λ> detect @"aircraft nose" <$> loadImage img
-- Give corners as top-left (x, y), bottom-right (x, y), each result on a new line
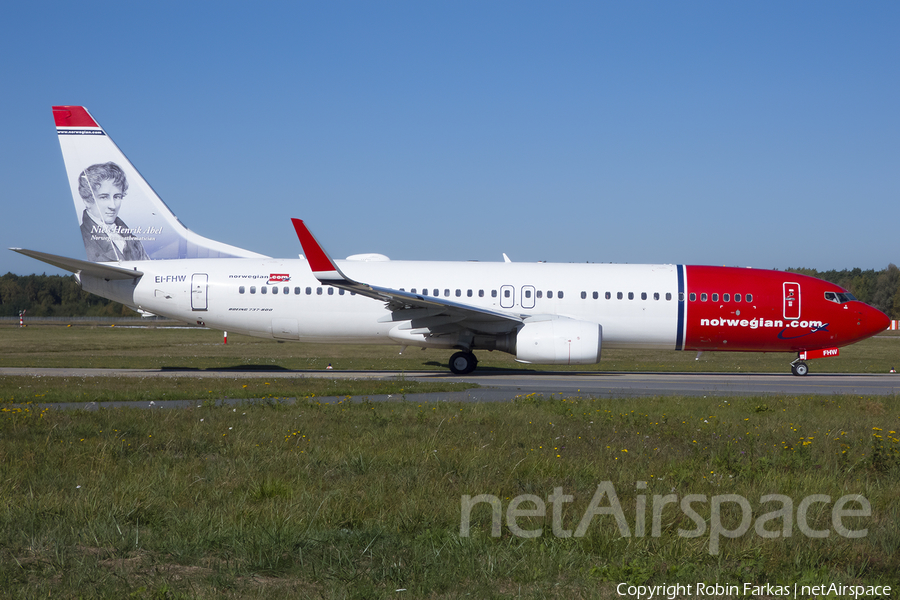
top-left (863, 304), bottom-right (891, 337)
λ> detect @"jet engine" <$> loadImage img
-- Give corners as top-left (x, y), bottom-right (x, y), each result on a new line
top-left (515, 316), bottom-right (602, 365)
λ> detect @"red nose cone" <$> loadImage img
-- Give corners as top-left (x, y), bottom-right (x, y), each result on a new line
top-left (866, 305), bottom-right (891, 337)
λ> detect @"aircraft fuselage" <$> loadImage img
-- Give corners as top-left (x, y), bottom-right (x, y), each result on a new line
top-left (84, 258), bottom-right (888, 356)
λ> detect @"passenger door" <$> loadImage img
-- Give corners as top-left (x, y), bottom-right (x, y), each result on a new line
top-left (783, 282), bottom-right (800, 320)
top-left (191, 273), bottom-right (208, 311)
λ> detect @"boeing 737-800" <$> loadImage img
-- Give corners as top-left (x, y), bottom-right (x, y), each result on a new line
top-left (11, 106), bottom-right (890, 375)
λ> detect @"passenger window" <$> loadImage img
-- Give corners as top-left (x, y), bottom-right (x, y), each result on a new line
top-left (467, 290), bottom-right (473, 297)
top-left (327, 288), bottom-right (334, 295)
top-left (445, 289), bottom-right (450, 297)
top-left (491, 290), bottom-right (497, 298)
top-left (261, 287), bottom-right (267, 294)
top-left (317, 287), bottom-right (322, 295)
top-left (250, 286), bottom-right (256, 294)
top-left (558, 291), bottom-right (564, 299)
top-left (617, 292), bottom-right (623, 300)
top-left (712, 293), bottom-right (718, 302)
top-left (628, 292), bottom-right (634, 300)
top-left (536, 291), bottom-right (542, 299)
top-left (734, 294), bottom-right (741, 302)
top-left (746, 293), bottom-right (753, 302)
top-left (339, 289), bottom-right (345, 295)
top-left (548, 291), bottom-right (554, 299)
top-left (641, 292), bottom-right (648, 300)
top-left (272, 286), bottom-right (278, 294)
top-left (456, 289), bottom-right (461, 297)
top-left (479, 290), bottom-right (484, 298)
top-left (306, 287), bottom-right (312, 295)
top-left (667, 293), bottom-right (673, 301)
top-left (605, 292), bottom-right (611, 300)
top-left (503, 289), bottom-right (510, 298)
top-left (701, 293), bottom-right (708, 301)
top-left (411, 288), bottom-right (417, 294)
top-left (593, 292), bottom-right (598, 299)
top-left (294, 287), bottom-right (301, 295)
top-left (723, 293), bottom-right (730, 302)
top-left (689, 292), bottom-right (696, 301)
top-left (239, 286), bottom-right (245, 294)
top-left (525, 290), bottom-right (532, 298)
top-left (581, 291), bottom-right (587, 299)
top-left (433, 289), bottom-right (439, 297)
top-left (653, 292), bottom-right (660, 300)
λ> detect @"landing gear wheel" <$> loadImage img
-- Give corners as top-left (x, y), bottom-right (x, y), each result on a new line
top-left (449, 351), bottom-right (478, 375)
top-left (791, 362), bottom-right (809, 376)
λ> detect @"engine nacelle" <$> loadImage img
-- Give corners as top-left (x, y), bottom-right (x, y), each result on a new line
top-left (515, 317), bottom-right (602, 365)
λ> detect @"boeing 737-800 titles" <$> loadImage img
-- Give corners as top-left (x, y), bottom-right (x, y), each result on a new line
top-left (12, 106), bottom-right (890, 375)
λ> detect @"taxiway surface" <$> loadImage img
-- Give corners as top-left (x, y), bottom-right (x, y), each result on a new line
top-left (3, 368), bottom-right (897, 410)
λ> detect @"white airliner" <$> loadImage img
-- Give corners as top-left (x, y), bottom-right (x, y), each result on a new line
top-left (12, 106), bottom-right (890, 375)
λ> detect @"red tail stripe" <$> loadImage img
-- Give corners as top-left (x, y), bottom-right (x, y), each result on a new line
top-left (52, 106), bottom-right (98, 128)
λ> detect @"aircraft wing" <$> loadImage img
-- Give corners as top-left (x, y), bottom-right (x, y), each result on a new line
top-left (11, 248), bottom-right (143, 280)
top-left (291, 219), bottom-right (523, 334)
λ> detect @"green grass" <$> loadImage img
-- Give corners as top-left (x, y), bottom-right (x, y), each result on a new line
top-left (2, 323), bottom-right (898, 373)
top-left (1, 324), bottom-right (898, 597)
top-left (1, 394), bottom-right (898, 598)
top-left (0, 376), bottom-right (473, 404)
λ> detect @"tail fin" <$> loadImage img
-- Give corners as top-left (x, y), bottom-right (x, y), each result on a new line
top-left (53, 106), bottom-right (266, 262)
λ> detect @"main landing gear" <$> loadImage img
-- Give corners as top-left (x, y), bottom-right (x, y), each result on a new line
top-left (790, 358), bottom-right (809, 376)
top-left (449, 351), bottom-right (478, 375)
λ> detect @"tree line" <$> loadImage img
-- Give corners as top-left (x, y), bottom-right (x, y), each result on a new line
top-left (0, 273), bottom-right (136, 317)
top-left (787, 264), bottom-right (900, 319)
top-left (2, 267), bottom-right (899, 319)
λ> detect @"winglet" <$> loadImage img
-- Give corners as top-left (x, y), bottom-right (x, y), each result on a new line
top-left (291, 219), bottom-right (351, 283)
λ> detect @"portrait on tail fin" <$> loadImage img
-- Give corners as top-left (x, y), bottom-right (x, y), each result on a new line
top-left (54, 105), bottom-right (265, 262)
top-left (77, 162), bottom-right (149, 262)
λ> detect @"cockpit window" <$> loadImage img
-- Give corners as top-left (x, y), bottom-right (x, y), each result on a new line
top-left (825, 291), bottom-right (857, 304)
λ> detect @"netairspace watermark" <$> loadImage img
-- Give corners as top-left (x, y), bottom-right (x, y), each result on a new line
top-left (460, 481), bottom-right (871, 555)
top-left (616, 582), bottom-right (891, 599)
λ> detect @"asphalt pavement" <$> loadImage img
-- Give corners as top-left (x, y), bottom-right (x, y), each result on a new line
top-left (3, 367), bottom-right (897, 410)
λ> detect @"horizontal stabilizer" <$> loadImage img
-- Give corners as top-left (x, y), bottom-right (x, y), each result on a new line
top-left (10, 248), bottom-right (143, 280)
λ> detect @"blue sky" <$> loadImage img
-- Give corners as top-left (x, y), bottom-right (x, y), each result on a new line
top-left (1, 2), bottom-right (897, 275)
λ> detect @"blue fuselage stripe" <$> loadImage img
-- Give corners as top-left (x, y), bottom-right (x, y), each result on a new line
top-left (676, 265), bottom-right (685, 350)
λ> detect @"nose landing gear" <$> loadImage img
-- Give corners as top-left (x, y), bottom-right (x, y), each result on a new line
top-left (790, 360), bottom-right (809, 376)
top-left (789, 347), bottom-right (841, 376)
